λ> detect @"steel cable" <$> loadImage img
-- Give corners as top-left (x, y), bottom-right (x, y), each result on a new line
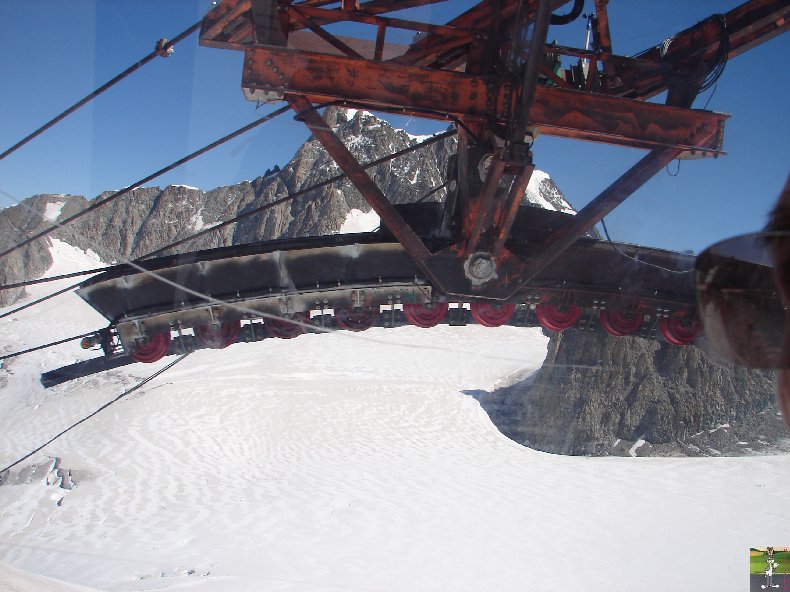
top-left (141, 128), bottom-right (456, 258)
top-left (0, 283), bottom-right (80, 320)
top-left (0, 353), bottom-right (191, 476)
top-left (0, 21), bottom-right (202, 162)
top-left (0, 331), bottom-right (98, 362)
top-left (0, 128), bottom-right (456, 288)
top-left (0, 105), bottom-right (292, 262)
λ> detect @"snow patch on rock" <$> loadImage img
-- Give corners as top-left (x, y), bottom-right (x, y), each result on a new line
top-left (338, 208), bottom-right (380, 233)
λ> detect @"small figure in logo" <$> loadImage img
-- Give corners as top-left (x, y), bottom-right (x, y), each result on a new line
top-left (761, 547), bottom-right (780, 590)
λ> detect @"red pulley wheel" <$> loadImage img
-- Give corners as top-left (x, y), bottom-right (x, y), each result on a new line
top-left (403, 302), bottom-right (449, 328)
top-left (335, 308), bottom-right (377, 332)
top-left (194, 320), bottom-right (241, 349)
top-left (659, 315), bottom-right (701, 346)
top-left (265, 312), bottom-right (309, 339)
top-left (536, 302), bottom-right (581, 332)
top-left (470, 301), bottom-right (516, 327)
top-left (600, 310), bottom-right (644, 337)
top-left (129, 332), bottom-right (171, 363)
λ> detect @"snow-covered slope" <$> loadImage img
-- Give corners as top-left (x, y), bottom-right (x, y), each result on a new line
top-left (1, 241), bottom-right (789, 592)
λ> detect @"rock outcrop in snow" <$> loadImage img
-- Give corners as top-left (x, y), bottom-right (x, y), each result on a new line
top-left (475, 328), bottom-right (786, 456)
top-left (0, 108), bottom-right (781, 457)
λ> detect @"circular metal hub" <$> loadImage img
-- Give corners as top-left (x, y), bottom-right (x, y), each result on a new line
top-left (464, 252), bottom-right (497, 285)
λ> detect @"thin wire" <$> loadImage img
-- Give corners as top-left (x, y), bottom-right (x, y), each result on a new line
top-left (0, 130), bottom-right (454, 286)
top-left (702, 82), bottom-right (718, 110)
top-left (0, 130), bottom-right (453, 289)
top-left (415, 181), bottom-right (449, 203)
top-left (0, 266), bottom-right (105, 291)
top-left (665, 159), bottom-right (680, 177)
top-left (142, 129), bottom-right (456, 258)
top-left (600, 218), bottom-right (693, 275)
top-left (0, 105), bottom-right (292, 262)
top-left (0, 353), bottom-right (191, 475)
top-left (0, 283), bottom-right (79, 320)
top-left (0, 331), bottom-right (97, 362)
top-left (0, 21), bottom-right (202, 162)
top-left (0, 128), bottom-right (456, 331)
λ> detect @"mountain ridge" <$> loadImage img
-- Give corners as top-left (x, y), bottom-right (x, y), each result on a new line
top-left (0, 107), bottom-right (782, 457)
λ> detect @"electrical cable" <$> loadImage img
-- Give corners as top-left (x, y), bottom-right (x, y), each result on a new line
top-left (550, 0), bottom-right (584, 25)
top-left (0, 104), bottom-right (292, 262)
top-left (0, 353), bottom-right (191, 476)
top-left (702, 82), bottom-right (718, 110)
top-left (0, 21), bottom-right (202, 163)
top-left (600, 218), bottom-right (693, 275)
top-left (659, 14), bottom-right (728, 94)
top-left (0, 331), bottom-right (98, 362)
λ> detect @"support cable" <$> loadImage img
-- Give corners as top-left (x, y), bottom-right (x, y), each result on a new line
top-left (0, 105), bottom-right (292, 262)
top-left (141, 128), bottom-right (456, 258)
top-left (0, 21), bottom-right (202, 162)
top-left (0, 128), bottom-right (455, 313)
top-left (0, 331), bottom-right (98, 362)
top-left (3, 165), bottom-right (437, 361)
top-left (0, 283), bottom-right (79, 320)
top-left (600, 218), bottom-right (692, 275)
top-left (0, 266), bottom-right (106, 291)
top-left (0, 353), bottom-right (191, 476)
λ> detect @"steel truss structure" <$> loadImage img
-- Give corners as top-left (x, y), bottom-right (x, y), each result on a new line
top-left (42, 0), bottom-right (789, 385)
top-left (199, 0), bottom-right (788, 297)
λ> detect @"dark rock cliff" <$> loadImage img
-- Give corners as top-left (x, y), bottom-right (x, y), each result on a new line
top-left (1, 107), bottom-right (782, 457)
top-left (475, 328), bottom-right (787, 456)
top-left (0, 108), bottom-right (459, 304)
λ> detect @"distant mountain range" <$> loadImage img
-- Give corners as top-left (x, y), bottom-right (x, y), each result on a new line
top-left (0, 107), bottom-right (784, 457)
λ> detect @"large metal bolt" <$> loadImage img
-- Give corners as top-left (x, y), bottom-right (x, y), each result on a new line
top-left (464, 252), bottom-right (497, 285)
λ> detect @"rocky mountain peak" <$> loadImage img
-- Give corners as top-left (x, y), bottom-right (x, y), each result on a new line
top-left (0, 109), bottom-right (779, 457)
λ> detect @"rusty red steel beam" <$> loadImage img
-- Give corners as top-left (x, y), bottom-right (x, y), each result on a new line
top-left (201, 0), bottom-right (251, 41)
top-left (353, 0), bottom-right (448, 15)
top-left (286, 94), bottom-right (439, 283)
top-left (540, 64), bottom-right (573, 89)
top-left (388, 34), bottom-right (476, 68)
top-left (613, 0), bottom-right (790, 100)
top-left (464, 155), bottom-right (508, 257)
top-left (288, 7), bottom-right (365, 58)
top-left (491, 163), bottom-right (535, 258)
top-left (521, 146), bottom-right (683, 285)
top-left (594, 0), bottom-right (612, 54)
top-left (200, 0), bottom-right (450, 47)
top-left (387, 0), bottom-right (520, 66)
top-left (286, 4), bottom-right (479, 38)
top-left (242, 45), bottom-right (728, 153)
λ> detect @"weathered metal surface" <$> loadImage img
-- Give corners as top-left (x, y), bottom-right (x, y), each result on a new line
top-left (77, 226), bottom-right (699, 338)
top-left (286, 95), bottom-right (437, 276)
top-left (523, 146), bottom-right (683, 284)
top-left (242, 45), bottom-right (728, 154)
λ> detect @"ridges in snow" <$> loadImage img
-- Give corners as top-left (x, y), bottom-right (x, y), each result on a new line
top-left (2, 236), bottom-right (790, 592)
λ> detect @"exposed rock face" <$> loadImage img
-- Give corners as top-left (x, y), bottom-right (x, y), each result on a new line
top-left (0, 108), bottom-right (458, 304)
top-left (0, 107), bottom-right (567, 302)
top-left (0, 107), bottom-right (781, 457)
top-left (475, 328), bottom-right (787, 456)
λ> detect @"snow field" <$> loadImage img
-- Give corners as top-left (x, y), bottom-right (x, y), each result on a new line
top-left (1, 240), bottom-right (789, 591)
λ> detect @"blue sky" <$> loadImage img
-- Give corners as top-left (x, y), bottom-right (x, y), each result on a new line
top-left (0, 1), bottom-right (787, 254)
